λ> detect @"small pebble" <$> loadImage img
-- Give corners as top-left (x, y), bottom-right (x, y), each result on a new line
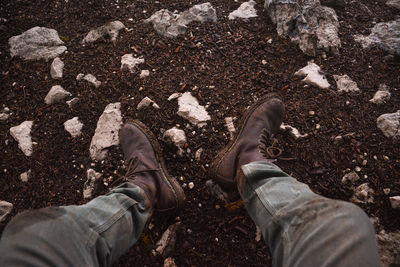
top-left (355, 166), bottom-right (361, 172)
top-left (383, 188), bottom-right (391, 195)
top-left (188, 182), bottom-right (194, 189)
top-left (309, 111), bottom-right (315, 116)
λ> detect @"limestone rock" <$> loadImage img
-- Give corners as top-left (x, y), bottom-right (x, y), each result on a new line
top-left (89, 103), bottom-right (122, 161)
top-left (354, 19), bottom-right (400, 56)
top-left (20, 169), bottom-right (31, 182)
top-left (195, 148), bottom-right (203, 161)
top-left (264, 0), bottom-right (341, 56)
top-left (0, 200), bottom-right (13, 223)
top-left (9, 26), bottom-right (67, 61)
top-left (140, 69), bottom-right (150, 78)
top-left (387, 0), bottom-right (400, 9)
top-left (137, 97), bottom-right (160, 110)
top-left (82, 21), bottom-right (125, 44)
top-left (225, 117), bottom-right (236, 140)
top-left (341, 171), bottom-right (360, 184)
top-left (145, 3), bottom-right (217, 38)
top-left (120, 54), bottom-right (144, 73)
top-left (295, 62), bottom-right (330, 89)
top-left (369, 84), bottom-right (391, 104)
top-left (351, 183), bottom-right (374, 204)
top-left (177, 92), bottom-right (211, 127)
top-left (10, 121), bottom-right (34, 156)
top-left (333, 74), bottom-right (360, 93)
top-left (64, 117), bottom-right (84, 138)
top-left (83, 169), bottom-right (102, 199)
top-left (50, 57), bottom-right (64, 79)
top-left (168, 93), bottom-right (182, 101)
top-left (0, 107), bottom-right (10, 121)
top-left (164, 127), bottom-right (187, 155)
top-left (229, 0), bottom-right (258, 20)
top-left (66, 97), bottom-right (79, 108)
top-left (280, 123), bottom-right (308, 139)
top-left (390, 196), bottom-right (400, 209)
top-left (44, 85), bottom-right (71, 105)
top-left (376, 230), bottom-right (400, 267)
top-left (155, 222), bottom-right (181, 257)
top-left (377, 110), bottom-right (400, 139)
top-left (76, 73), bottom-right (101, 88)
top-left (164, 258), bottom-right (177, 267)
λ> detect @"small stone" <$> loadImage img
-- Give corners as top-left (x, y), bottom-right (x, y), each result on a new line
top-left (177, 92), bottom-right (211, 127)
top-left (0, 112), bottom-right (10, 121)
top-left (188, 182), bottom-right (194, 189)
top-left (225, 117), bottom-right (236, 140)
top-left (389, 196), bottom-right (400, 209)
top-left (351, 183), bottom-right (374, 204)
top-left (369, 84), bottom-right (391, 104)
top-left (10, 121), bottom-right (34, 156)
top-left (66, 97), bottom-right (79, 108)
top-left (333, 74), bottom-right (360, 93)
top-left (195, 148), bottom-right (203, 161)
top-left (82, 21), bottom-right (125, 44)
top-left (164, 257), bottom-right (177, 267)
top-left (83, 169), bottom-right (102, 199)
top-left (64, 117), bottom-right (84, 138)
top-left (383, 188), bottom-right (391, 195)
top-left (20, 169), bottom-right (31, 182)
top-left (76, 74), bottom-right (101, 88)
top-left (137, 97), bottom-right (159, 110)
top-left (280, 123), bottom-right (308, 139)
top-left (295, 62), bottom-right (330, 89)
top-left (121, 54), bottom-right (144, 73)
top-left (362, 160), bottom-right (368, 166)
top-left (228, 0), bottom-right (258, 20)
top-left (44, 85), bottom-right (71, 105)
top-left (377, 110), bottom-right (400, 139)
top-left (155, 222), bottom-right (181, 257)
top-left (50, 57), bottom-right (64, 79)
top-left (168, 93), bottom-right (182, 101)
top-left (316, 124), bottom-right (321, 129)
top-left (355, 166), bottom-right (361, 172)
top-left (164, 127), bottom-right (187, 156)
top-left (262, 59), bottom-right (267, 65)
top-left (140, 69), bottom-right (150, 78)
top-left (309, 111), bottom-right (315, 116)
top-left (341, 171), bottom-right (360, 184)
top-left (0, 200), bottom-right (13, 223)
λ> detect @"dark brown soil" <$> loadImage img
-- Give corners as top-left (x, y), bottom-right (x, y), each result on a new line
top-left (0, 0), bottom-right (399, 266)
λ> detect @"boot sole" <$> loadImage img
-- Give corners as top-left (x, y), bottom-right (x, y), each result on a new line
top-left (125, 120), bottom-right (186, 212)
top-left (209, 93), bottom-right (280, 187)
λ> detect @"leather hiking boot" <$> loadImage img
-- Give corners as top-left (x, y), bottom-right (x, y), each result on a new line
top-left (209, 94), bottom-right (284, 188)
top-left (119, 120), bottom-right (185, 212)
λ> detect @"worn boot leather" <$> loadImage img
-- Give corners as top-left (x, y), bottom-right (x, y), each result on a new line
top-left (209, 94), bottom-right (284, 187)
top-left (119, 120), bottom-right (185, 212)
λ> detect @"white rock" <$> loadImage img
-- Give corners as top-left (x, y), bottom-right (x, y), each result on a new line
top-left (50, 57), bottom-right (64, 79)
top-left (177, 92), bottom-right (211, 127)
top-left (377, 110), bottom-right (400, 139)
top-left (66, 97), bottom-right (79, 108)
top-left (0, 200), bottom-right (13, 223)
top-left (137, 97), bottom-right (160, 110)
top-left (145, 2), bottom-right (217, 38)
top-left (120, 54), bottom-right (145, 73)
top-left (294, 62), bottom-right (330, 89)
top-left (228, 0), bottom-right (258, 20)
top-left (164, 127), bottom-right (187, 155)
top-left (168, 93), bottom-right (182, 101)
top-left (195, 148), bottom-right (203, 161)
top-left (354, 19), bottom-right (400, 56)
top-left (265, 0), bottom-right (340, 56)
top-left (44, 85), bottom-right (72, 105)
top-left (89, 103), bottom-right (122, 161)
top-left (20, 169), bottom-right (31, 182)
top-left (164, 257), bottom-right (177, 267)
top-left (280, 123), bottom-right (308, 139)
top-left (64, 117), bottom-right (84, 138)
top-left (8, 26), bottom-right (67, 61)
top-left (82, 21), bottom-right (125, 44)
top-left (333, 74), bottom-right (360, 93)
top-left (155, 222), bottom-right (181, 256)
top-left (341, 171), bottom-right (360, 184)
top-left (384, 188), bottom-right (391, 195)
top-left (140, 69), bottom-right (150, 78)
top-left (83, 169), bottom-right (102, 199)
top-left (10, 121), bottom-right (34, 156)
top-left (188, 182), bottom-right (194, 189)
top-left (0, 108), bottom-right (10, 121)
top-left (387, 0), bottom-right (400, 9)
top-left (370, 84), bottom-right (391, 104)
top-left (76, 73), bottom-right (101, 88)
top-left (351, 183), bottom-right (374, 204)
top-left (225, 117), bottom-right (236, 140)
top-left (390, 196), bottom-right (400, 209)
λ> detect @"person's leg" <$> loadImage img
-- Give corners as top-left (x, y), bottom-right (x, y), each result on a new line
top-left (0, 183), bottom-right (151, 267)
top-left (237, 161), bottom-right (381, 267)
top-left (0, 120), bottom-right (185, 267)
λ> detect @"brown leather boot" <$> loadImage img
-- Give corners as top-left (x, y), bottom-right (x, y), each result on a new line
top-left (119, 120), bottom-right (185, 212)
top-left (209, 94), bottom-right (284, 188)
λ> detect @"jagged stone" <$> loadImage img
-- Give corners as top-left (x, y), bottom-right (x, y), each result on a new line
top-left (390, 196), bottom-right (400, 209)
top-left (140, 69), bottom-right (150, 78)
top-left (354, 19), bottom-right (400, 56)
top-left (76, 73), bottom-right (101, 88)
top-left (50, 57), bottom-right (64, 79)
top-left (137, 97), bottom-right (160, 110)
top-left (145, 3), bottom-right (217, 38)
top-left (82, 21), bottom-right (125, 44)
top-left (229, 0), bottom-right (258, 20)
top-left (10, 121), bottom-right (34, 156)
top-left (264, 0), bottom-right (341, 56)
top-left (164, 258), bottom-right (177, 267)
top-left (225, 117), bottom-right (236, 140)
top-left (66, 97), bottom-right (79, 108)
top-left (0, 201), bottom-right (13, 223)
top-left (370, 84), bottom-right (391, 104)
top-left (377, 110), bottom-right (400, 139)
top-left (83, 169), bottom-right (102, 199)
top-left (333, 74), bottom-right (360, 93)
top-left (177, 92), bottom-right (211, 127)
top-left (295, 62), bottom-right (330, 89)
top-left (164, 127), bottom-right (187, 156)
top-left (280, 123), bottom-right (308, 139)
top-left (351, 183), bottom-right (374, 204)
top-left (20, 169), bottom-right (32, 182)
top-left (64, 117), bottom-right (84, 138)
top-left (341, 171), bottom-right (360, 184)
top-left (89, 103), bottom-right (122, 161)
top-left (44, 85), bottom-right (72, 105)
top-left (155, 222), bottom-right (181, 257)
top-left (120, 54), bottom-right (145, 73)
top-left (9, 26), bottom-right (67, 61)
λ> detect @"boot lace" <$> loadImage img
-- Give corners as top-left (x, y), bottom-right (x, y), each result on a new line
top-left (258, 128), bottom-right (283, 159)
